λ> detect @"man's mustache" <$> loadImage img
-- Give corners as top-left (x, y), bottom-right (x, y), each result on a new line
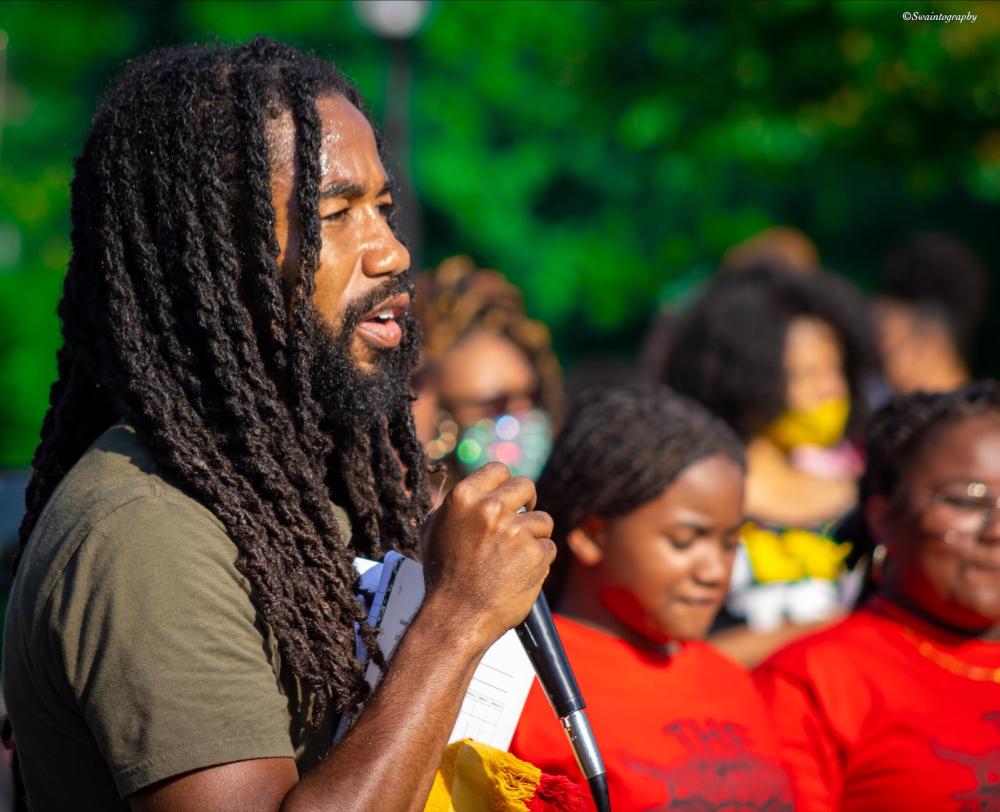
top-left (340, 273), bottom-right (417, 337)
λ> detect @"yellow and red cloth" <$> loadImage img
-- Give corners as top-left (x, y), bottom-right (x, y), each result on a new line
top-left (426, 739), bottom-right (586, 812)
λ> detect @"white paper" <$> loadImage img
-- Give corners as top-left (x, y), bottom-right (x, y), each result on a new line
top-left (335, 553), bottom-right (536, 752)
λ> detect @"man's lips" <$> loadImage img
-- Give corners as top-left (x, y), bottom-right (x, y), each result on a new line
top-left (356, 292), bottom-right (410, 349)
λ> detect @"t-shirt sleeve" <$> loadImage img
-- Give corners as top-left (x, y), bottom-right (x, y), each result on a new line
top-left (50, 492), bottom-right (296, 798)
top-left (753, 660), bottom-right (842, 812)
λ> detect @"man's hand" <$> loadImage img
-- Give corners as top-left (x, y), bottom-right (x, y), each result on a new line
top-left (421, 462), bottom-right (556, 650)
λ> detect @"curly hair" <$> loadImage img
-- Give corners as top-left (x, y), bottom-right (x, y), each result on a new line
top-left (17, 38), bottom-right (430, 723)
top-left (661, 263), bottom-right (879, 442)
top-left (535, 382), bottom-right (745, 604)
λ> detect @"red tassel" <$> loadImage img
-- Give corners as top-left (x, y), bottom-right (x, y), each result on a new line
top-left (526, 773), bottom-right (588, 812)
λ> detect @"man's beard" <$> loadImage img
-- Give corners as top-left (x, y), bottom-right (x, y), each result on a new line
top-left (307, 274), bottom-right (421, 435)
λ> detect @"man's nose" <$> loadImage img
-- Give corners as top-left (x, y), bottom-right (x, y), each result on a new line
top-left (362, 214), bottom-right (410, 279)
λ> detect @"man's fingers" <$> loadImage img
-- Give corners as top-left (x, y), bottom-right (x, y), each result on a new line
top-left (457, 461), bottom-right (511, 493)
top-left (516, 509), bottom-right (554, 540)
top-left (493, 475), bottom-right (537, 513)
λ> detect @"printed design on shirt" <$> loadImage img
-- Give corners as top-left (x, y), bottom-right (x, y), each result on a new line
top-left (931, 711), bottom-right (1000, 812)
top-left (621, 719), bottom-right (793, 811)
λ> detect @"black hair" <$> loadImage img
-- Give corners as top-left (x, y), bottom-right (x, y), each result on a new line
top-left (839, 380), bottom-right (1000, 601)
top-left (535, 382), bottom-right (745, 604)
top-left (861, 380), bottom-right (1000, 505)
top-left (883, 232), bottom-right (989, 355)
top-left (17, 37), bottom-right (429, 724)
top-left (661, 262), bottom-right (879, 442)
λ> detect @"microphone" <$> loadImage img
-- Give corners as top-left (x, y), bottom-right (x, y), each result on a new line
top-left (515, 592), bottom-right (610, 812)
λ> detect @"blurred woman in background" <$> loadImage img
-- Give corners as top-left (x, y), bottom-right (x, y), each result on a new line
top-left (877, 232), bottom-right (988, 395)
top-left (412, 256), bottom-right (564, 502)
top-left (510, 383), bottom-right (793, 812)
top-left (661, 263), bottom-right (880, 664)
top-left (755, 382), bottom-right (1000, 812)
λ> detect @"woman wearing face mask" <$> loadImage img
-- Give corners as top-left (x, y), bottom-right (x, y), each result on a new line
top-left (755, 382), bottom-right (1000, 812)
top-left (661, 264), bottom-right (880, 664)
top-left (411, 257), bottom-right (564, 502)
top-left (509, 384), bottom-right (794, 812)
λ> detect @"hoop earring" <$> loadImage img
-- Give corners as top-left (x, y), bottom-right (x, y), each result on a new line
top-left (871, 544), bottom-right (888, 584)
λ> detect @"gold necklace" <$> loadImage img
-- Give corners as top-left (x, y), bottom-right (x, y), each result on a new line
top-left (901, 628), bottom-right (1000, 683)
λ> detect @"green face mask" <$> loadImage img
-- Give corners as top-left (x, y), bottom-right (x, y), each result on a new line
top-left (764, 398), bottom-right (850, 450)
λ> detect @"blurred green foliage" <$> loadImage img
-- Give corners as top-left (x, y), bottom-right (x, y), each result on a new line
top-left (0, 0), bottom-right (998, 465)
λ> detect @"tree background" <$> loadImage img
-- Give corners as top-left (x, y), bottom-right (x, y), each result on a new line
top-left (0, 0), bottom-right (998, 466)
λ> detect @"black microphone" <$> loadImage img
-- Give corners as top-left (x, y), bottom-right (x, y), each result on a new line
top-left (515, 592), bottom-right (610, 812)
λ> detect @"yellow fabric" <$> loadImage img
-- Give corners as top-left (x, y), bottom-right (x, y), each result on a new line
top-left (425, 739), bottom-right (542, 812)
top-left (741, 522), bottom-right (852, 583)
top-left (763, 397), bottom-right (850, 450)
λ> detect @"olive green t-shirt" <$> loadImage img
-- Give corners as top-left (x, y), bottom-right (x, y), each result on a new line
top-left (3, 425), bottom-right (342, 810)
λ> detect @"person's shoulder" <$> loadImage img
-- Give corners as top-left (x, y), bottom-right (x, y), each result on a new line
top-left (35, 423), bottom-right (225, 541)
top-left (757, 610), bottom-right (882, 678)
top-left (552, 614), bottom-right (626, 658)
top-left (13, 425), bottom-right (235, 629)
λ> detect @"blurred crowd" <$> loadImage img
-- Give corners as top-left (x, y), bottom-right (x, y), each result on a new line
top-left (410, 227), bottom-right (999, 811)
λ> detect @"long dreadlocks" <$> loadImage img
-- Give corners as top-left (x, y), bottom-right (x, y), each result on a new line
top-left (17, 37), bottom-right (430, 721)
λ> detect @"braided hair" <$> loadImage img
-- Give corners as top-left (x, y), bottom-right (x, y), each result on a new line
top-left (861, 380), bottom-right (1000, 505)
top-left (838, 380), bottom-right (1000, 601)
top-left (535, 382), bottom-right (745, 604)
top-left (17, 38), bottom-right (430, 721)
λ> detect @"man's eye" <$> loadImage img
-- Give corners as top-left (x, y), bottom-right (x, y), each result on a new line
top-left (322, 208), bottom-right (349, 222)
top-left (665, 536), bottom-right (695, 551)
top-left (378, 201), bottom-right (395, 217)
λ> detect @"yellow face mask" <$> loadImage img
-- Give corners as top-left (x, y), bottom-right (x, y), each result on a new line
top-left (764, 398), bottom-right (850, 450)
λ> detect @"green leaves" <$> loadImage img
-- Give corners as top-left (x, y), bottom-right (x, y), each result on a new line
top-left (1, 0), bottom-right (998, 464)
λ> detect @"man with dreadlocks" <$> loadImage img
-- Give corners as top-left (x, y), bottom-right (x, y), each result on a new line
top-left (2, 38), bottom-right (555, 811)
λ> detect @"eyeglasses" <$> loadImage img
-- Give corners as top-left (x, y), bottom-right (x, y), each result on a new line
top-left (912, 481), bottom-right (1000, 545)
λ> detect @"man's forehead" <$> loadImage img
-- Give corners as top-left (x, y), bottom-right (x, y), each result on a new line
top-left (265, 94), bottom-right (386, 190)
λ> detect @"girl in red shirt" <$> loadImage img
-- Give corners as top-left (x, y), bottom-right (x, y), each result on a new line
top-left (755, 381), bottom-right (1000, 812)
top-left (509, 383), bottom-right (793, 811)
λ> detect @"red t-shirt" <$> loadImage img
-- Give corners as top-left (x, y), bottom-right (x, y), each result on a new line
top-left (754, 598), bottom-right (1000, 812)
top-left (509, 615), bottom-right (793, 811)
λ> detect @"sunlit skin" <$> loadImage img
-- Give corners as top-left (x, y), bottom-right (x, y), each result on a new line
top-left (558, 455), bottom-right (745, 648)
top-left (268, 94), bottom-right (410, 373)
top-left (783, 316), bottom-right (849, 413)
top-left (868, 415), bottom-right (1000, 639)
top-left (876, 299), bottom-right (969, 394)
top-left (436, 330), bottom-right (539, 426)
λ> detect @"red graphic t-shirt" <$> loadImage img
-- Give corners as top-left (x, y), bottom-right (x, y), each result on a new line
top-left (754, 598), bottom-right (1000, 812)
top-left (509, 615), bottom-right (793, 811)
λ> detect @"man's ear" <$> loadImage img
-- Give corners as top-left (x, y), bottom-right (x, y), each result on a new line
top-left (864, 495), bottom-right (894, 548)
top-left (566, 516), bottom-right (605, 567)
